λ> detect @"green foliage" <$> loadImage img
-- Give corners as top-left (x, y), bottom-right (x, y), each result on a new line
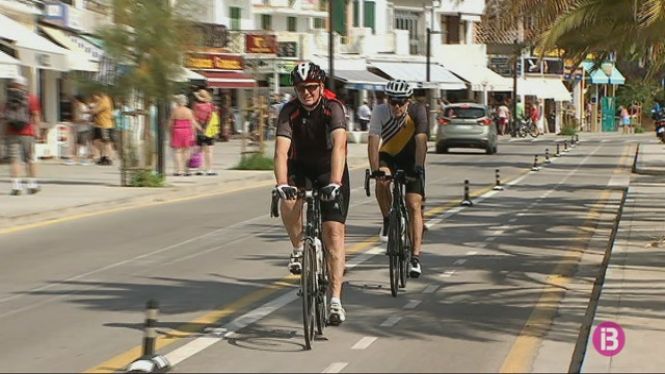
top-left (234, 153), bottom-right (274, 170)
top-left (635, 126), bottom-right (645, 134)
top-left (616, 79), bottom-right (662, 110)
top-left (559, 125), bottom-right (577, 136)
top-left (129, 169), bottom-right (165, 187)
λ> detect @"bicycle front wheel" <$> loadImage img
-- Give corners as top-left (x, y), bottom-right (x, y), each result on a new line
top-left (529, 123), bottom-right (539, 138)
top-left (399, 218), bottom-right (411, 289)
top-left (388, 210), bottom-right (401, 297)
top-left (314, 244), bottom-right (328, 335)
top-left (301, 242), bottom-right (316, 350)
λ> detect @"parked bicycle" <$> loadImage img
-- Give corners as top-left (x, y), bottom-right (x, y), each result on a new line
top-left (514, 118), bottom-right (539, 138)
top-left (365, 169), bottom-right (419, 297)
top-left (270, 181), bottom-right (344, 349)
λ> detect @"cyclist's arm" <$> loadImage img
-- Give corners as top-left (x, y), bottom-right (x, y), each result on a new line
top-left (415, 133), bottom-right (427, 167)
top-left (368, 105), bottom-right (383, 171)
top-left (413, 103), bottom-right (429, 167)
top-left (330, 128), bottom-right (346, 184)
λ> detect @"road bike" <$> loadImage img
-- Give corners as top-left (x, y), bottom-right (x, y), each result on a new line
top-left (515, 118), bottom-right (539, 138)
top-left (365, 169), bottom-right (419, 297)
top-left (271, 181), bottom-right (343, 349)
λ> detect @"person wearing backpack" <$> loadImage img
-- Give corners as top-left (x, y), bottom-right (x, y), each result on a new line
top-left (1, 76), bottom-right (41, 195)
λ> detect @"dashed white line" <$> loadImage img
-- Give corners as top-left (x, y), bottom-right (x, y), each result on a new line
top-left (351, 336), bottom-right (378, 350)
top-left (453, 259), bottom-right (467, 266)
top-left (486, 237), bottom-right (496, 242)
top-left (380, 316), bottom-right (403, 327)
top-left (467, 250), bottom-right (478, 256)
top-left (508, 218), bottom-right (518, 223)
top-left (322, 362), bottom-right (349, 373)
top-left (422, 284), bottom-right (439, 293)
top-left (403, 300), bottom-right (422, 310)
top-left (441, 270), bottom-right (456, 277)
top-left (492, 230), bottom-right (504, 235)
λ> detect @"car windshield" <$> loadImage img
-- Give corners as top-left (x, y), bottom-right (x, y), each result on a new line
top-left (445, 107), bottom-right (486, 119)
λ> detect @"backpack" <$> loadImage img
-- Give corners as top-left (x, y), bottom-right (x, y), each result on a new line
top-left (4, 88), bottom-right (30, 132)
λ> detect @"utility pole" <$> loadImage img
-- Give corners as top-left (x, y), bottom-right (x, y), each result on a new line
top-left (328, 0), bottom-right (335, 91)
top-left (512, 38), bottom-right (518, 137)
top-left (426, 27), bottom-right (431, 83)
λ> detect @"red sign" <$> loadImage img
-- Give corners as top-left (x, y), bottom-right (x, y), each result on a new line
top-left (185, 53), bottom-right (244, 70)
top-left (245, 34), bottom-right (277, 54)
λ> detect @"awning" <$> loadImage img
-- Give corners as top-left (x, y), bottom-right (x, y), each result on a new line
top-left (334, 70), bottom-right (388, 91)
top-left (0, 13), bottom-right (68, 71)
top-left (40, 26), bottom-right (98, 72)
top-left (0, 50), bottom-right (20, 79)
top-left (518, 77), bottom-right (572, 101)
top-left (446, 63), bottom-right (513, 91)
top-left (199, 71), bottom-right (256, 89)
top-left (369, 61), bottom-right (466, 90)
top-left (581, 61), bottom-right (625, 85)
top-left (173, 67), bottom-right (207, 82)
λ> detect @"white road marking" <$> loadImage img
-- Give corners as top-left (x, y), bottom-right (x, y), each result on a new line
top-left (403, 300), bottom-right (422, 310)
top-left (466, 251), bottom-right (478, 256)
top-left (486, 237), bottom-right (496, 242)
top-left (492, 230), bottom-right (504, 235)
top-left (508, 218), bottom-right (518, 223)
top-left (322, 362), bottom-right (349, 373)
top-left (351, 336), bottom-right (378, 350)
top-left (165, 290), bottom-right (298, 366)
top-left (441, 270), bottom-right (456, 277)
top-left (453, 259), bottom-right (467, 266)
top-left (422, 284), bottom-right (439, 294)
top-left (380, 316), bottom-right (403, 327)
top-left (426, 218), bottom-right (442, 227)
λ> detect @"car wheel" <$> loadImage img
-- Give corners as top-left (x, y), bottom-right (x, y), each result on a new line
top-left (485, 145), bottom-right (493, 154)
top-left (436, 143), bottom-right (448, 154)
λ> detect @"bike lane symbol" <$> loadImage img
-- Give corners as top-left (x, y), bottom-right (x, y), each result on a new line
top-left (592, 321), bottom-right (625, 357)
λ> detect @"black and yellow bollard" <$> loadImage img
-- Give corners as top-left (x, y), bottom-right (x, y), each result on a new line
top-left (563, 140), bottom-right (569, 153)
top-left (555, 143), bottom-right (561, 157)
top-left (545, 148), bottom-right (552, 164)
top-left (461, 180), bottom-right (473, 206)
top-left (493, 169), bottom-right (504, 191)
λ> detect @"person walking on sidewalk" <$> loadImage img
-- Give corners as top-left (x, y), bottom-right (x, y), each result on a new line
top-left (67, 95), bottom-right (94, 166)
top-left (193, 89), bottom-right (218, 176)
top-left (90, 92), bottom-right (115, 165)
top-left (356, 100), bottom-right (371, 131)
top-left (1, 76), bottom-right (42, 195)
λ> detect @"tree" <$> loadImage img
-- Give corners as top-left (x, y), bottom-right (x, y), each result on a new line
top-left (93, 0), bottom-right (197, 178)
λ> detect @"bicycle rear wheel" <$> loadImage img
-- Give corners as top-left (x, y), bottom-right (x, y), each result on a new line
top-left (529, 122), bottom-right (539, 138)
top-left (388, 210), bottom-right (401, 297)
top-left (301, 242), bottom-right (316, 350)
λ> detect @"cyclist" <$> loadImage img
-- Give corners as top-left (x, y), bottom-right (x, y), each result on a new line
top-left (368, 80), bottom-right (428, 278)
top-left (273, 61), bottom-right (350, 325)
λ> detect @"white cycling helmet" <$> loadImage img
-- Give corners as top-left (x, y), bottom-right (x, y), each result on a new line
top-left (385, 79), bottom-right (413, 98)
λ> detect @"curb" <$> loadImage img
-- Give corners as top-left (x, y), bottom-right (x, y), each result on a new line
top-left (633, 143), bottom-right (665, 175)
top-left (0, 156), bottom-right (369, 232)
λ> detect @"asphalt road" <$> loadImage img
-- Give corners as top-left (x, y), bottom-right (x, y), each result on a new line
top-left (0, 134), bottom-right (639, 372)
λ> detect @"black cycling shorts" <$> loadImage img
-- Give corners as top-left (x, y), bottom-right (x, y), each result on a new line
top-left (288, 161), bottom-right (350, 224)
top-left (379, 151), bottom-right (425, 196)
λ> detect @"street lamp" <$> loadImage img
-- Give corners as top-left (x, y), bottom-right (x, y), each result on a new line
top-left (426, 0), bottom-right (441, 83)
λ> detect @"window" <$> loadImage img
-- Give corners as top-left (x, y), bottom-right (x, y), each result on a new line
top-left (353, 1), bottom-right (359, 27)
top-left (313, 17), bottom-right (324, 29)
top-left (261, 14), bottom-right (272, 30)
top-left (443, 15), bottom-right (461, 44)
top-left (230, 7), bottom-right (241, 31)
top-left (287, 16), bottom-right (297, 32)
top-left (395, 10), bottom-right (419, 53)
top-left (363, 1), bottom-right (375, 33)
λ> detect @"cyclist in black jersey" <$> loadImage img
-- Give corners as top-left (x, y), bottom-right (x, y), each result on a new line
top-left (273, 62), bottom-right (349, 325)
top-left (368, 80), bottom-right (428, 277)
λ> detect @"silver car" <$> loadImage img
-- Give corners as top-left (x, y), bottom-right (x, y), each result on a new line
top-left (435, 103), bottom-right (498, 154)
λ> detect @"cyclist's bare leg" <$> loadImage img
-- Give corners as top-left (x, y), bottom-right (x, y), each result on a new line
top-left (375, 166), bottom-right (392, 217)
top-left (280, 198), bottom-right (304, 248)
top-left (322, 221), bottom-right (345, 299)
top-left (406, 192), bottom-right (423, 256)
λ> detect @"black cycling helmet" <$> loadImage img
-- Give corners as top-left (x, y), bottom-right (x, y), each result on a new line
top-left (291, 62), bottom-right (326, 85)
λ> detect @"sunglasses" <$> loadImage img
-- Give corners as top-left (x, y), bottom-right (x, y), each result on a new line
top-left (389, 98), bottom-right (408, 107)
top-left (296, 84), bottom-right (321, 94)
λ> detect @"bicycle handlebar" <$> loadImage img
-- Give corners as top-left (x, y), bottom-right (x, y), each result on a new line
top-left (364, 169), bottom-right (420, 197)
top-left (270, 186), bottom-right (346, 219)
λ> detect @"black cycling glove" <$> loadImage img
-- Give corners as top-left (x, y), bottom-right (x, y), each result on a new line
top-left (320, 183), bottom-right (342, 202)
top-left (275, 184), bottom-right (298, 200)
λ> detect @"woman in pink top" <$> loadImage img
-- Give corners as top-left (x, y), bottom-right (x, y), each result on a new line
top-left (169, 95), bottom-right (202, 176)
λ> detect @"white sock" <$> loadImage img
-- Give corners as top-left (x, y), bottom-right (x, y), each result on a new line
top-left (27, 178), bottom-right (38, 188)
top-left (293, 244), bottom-right (303, 254)
top-left (330, 297), bottom-right (341, 305)
top-left (12, 178), bottom-right (21, 189)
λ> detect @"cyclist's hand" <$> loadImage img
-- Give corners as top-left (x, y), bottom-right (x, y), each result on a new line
top-left (370, 170), bottom-right (386, 179)
top-left (274, 184), bottom-right (298, 200)
top-left (320, 183), bottom-right (342, 202)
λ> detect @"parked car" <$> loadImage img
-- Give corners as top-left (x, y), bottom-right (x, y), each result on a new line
top-left (435, 103), bottom-right (498, 154)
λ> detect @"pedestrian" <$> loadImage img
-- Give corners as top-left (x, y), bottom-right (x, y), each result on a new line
top-left (1, 76), bottom-right (41, 195)
top-left (67, 95), bottom-right (93, 166)
top-left (90, 92), bottom-right (115, 165)
top-left (192, 88), bottom-right (217, 176)
top-left (356, 100), bottom-right (371, 131)
top-left (619, 105), bottom-right (631, 134)
top-left (169, 94), bottom-right (202, 176)
top-left (496, 102), bottom-right (510, 135)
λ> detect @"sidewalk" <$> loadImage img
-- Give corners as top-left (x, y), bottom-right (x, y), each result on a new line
top-left (0, 139), bottom-right (371, 230)
top-left (582, 142), bottom-right (665, 372)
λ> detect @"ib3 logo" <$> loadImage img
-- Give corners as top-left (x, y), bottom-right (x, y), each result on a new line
top-left (592, 321), bottom-right (626, 356)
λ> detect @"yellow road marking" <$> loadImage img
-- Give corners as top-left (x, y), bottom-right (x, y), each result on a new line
top-left (499, 145), bottom-right (633, 373)
top-left (85, 166), bottom-right (534, 372)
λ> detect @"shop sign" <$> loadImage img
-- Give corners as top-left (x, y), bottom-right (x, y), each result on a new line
top-left (43, 2), bottom-right (66, 26)
top-left (277, 42), bottom-right (298, 58)
top-left (524, 57), bottom-right (565, 75)
top-left (543, 59), bottom-right (564, 75)
top-left (245, 34), bottom-right (278, 54)
top-left (524, 58), bottom-right (542, 74)
top-left (185, 53), bottom-right (243, 70)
